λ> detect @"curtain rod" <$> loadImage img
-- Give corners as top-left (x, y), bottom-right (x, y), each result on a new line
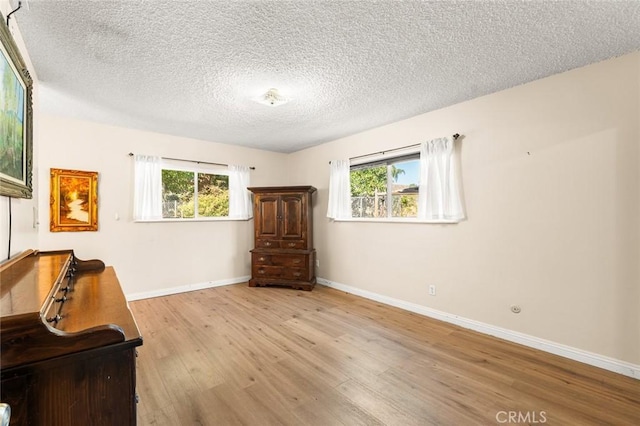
top-left (128, 153), bottom-right (255, 170)
top-left (344, 133), bottom-right (460, 163)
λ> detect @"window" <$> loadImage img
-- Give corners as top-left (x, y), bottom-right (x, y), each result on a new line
top-left (328, 136), bottom-right (465, 223)
top-left (161, 168), bottom-right (229, 219)
top-left (133, 155), bottom-right (252, 221)
top-left (350, 154), bottom-right (420, 218)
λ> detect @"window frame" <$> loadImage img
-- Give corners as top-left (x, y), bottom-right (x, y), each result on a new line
top-left (350, 152), bottom-right (422, 220)
top-left (159, 160), bottom-right (233, 222)
top-left (345, 149), bottom-right (459, 224)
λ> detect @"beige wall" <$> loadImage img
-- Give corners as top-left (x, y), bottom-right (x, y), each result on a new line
top-left (37, 114), bottom-right (288, 295)
top-left (0, 1), bottom-right (39, 257)
top-left (288, 52), bottom-right (640, 365)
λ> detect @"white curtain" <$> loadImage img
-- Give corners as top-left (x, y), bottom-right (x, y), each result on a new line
top-left (228, 165), bottom-right (253, 219)
top-left (327, 159), bottom-right (352, 220)
top-left (133, 155), bottom-right (163, 221)
top-left (418, 137), bottom-right (465, 221)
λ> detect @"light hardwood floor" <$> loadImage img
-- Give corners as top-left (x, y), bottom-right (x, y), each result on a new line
top-left (129, 284), bottom-right (639, 425)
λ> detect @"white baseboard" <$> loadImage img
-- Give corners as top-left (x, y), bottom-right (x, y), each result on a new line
top-left (317, 277), bottom-right (640, 380)
top-left (126, 276), bottom-right (249, 301)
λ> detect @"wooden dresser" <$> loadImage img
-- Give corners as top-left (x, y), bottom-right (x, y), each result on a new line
top-left (0, 249), bottom-right (143, 426)
top-left (248, 186), bottom-right (316, 291)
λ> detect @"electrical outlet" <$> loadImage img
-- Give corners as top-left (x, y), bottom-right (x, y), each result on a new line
top-left (315, 259), bottom-right (320, 268)
top-left (428, 285), bottom-right (436, 296)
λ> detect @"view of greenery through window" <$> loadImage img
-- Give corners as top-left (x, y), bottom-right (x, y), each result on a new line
top-left (162, 169), bottom-right (229, 219)
top-left (350, 158), bottom-right (419, 218)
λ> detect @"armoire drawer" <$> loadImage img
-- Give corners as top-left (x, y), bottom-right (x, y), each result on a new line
top-left (252, 265), bottom-right (311, 280)
top-left (256, 239), bottom-right (278, 249)
top-left (255, 239), bottom-right (306, 250)
top-left (252, 253), bottom-right (307, 267)
top-left (279, 240), bottom-right (306, 249)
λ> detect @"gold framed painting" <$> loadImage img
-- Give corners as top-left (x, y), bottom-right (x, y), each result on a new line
top-left (50, 168), bottom-right (98, 232)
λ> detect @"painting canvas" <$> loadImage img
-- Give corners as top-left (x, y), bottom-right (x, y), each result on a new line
top-left (0, 14), bottom-right (33, 198)
top-left (50, 168), bottom-right (98, 232)
top-left (0, 49), bottom-right (25, 180)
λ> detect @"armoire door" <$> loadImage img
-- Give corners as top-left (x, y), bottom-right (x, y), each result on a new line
top-left (255, 195), bottom-right (279, 239)
top-left (281, 194), bottom-right (304, 240)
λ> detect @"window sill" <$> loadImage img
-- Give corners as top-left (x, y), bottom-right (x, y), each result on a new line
top-left (329, 217), bottom-right (462, 224)
top-left (134, 217), bottom-right (252, 223)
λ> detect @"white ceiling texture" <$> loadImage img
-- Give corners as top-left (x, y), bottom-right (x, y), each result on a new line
top-left (10, 0), bottom-right (640, 153)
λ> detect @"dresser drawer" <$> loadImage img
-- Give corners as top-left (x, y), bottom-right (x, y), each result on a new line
top-left (252, 253), bottom-right (307, 267)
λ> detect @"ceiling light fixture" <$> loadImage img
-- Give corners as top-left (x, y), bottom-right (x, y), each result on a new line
top-left (252, 88), bottom-right (290, 107)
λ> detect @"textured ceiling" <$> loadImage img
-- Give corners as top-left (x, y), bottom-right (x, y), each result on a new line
top-left (11, 0), bottom-right (640, 153)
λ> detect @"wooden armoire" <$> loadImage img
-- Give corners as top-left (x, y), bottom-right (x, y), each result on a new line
top-left (248, 186), bottom-right (316, 291)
